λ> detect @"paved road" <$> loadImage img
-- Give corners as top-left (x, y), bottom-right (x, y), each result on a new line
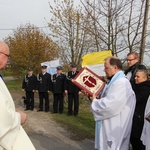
top-left (4, 76), bottom-right (15, 81)
top-left (23, 110), bottom-right (95, 150)
top-left (11, 90), bottom-right (95, 150)
top-left (29, 133), bottom-right (94, 150)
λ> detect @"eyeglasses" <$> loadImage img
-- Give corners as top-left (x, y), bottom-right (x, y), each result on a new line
top-left (0, 51), bottom-right (10, 58)
top-left (126, 58), bottom-right (136, 62)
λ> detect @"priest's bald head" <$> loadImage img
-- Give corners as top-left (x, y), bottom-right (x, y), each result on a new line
top-left (0, 42), bottom-right (10, 70)
top-left (104, 56), bottom-right (122, 79)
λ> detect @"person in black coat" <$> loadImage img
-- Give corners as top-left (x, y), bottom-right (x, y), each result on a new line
top-left (22, 68), bottom-right (37, 111)
top-left (130, 69), bottom-right (150, 150)
top-left (124, 52), bottom-right (146, 89)
top-left (37, 65), bottom-right (52, 112)
top-left (51, 66), bottom-right (66, 114)
top-left (65, 64), bottom-right (81, 116)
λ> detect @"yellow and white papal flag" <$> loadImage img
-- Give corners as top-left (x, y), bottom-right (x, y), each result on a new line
top-left (82, 50), bottom-right (112, 76)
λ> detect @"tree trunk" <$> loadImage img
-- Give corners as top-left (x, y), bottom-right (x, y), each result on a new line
top-left (139, 0), bottom-right (150, 63)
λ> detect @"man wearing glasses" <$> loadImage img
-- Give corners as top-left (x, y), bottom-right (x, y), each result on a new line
top-left (0, 42), bottom-right (35, 149)
top-left (124, 52), bottom-right (146, 89)
top-left (0, 49), bottom-right (10, 70)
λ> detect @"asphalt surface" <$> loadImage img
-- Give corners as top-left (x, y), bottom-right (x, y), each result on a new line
top-left (5, 75), bottom-right (95, 150)
top-left (21, 106), bottom-right (95, 150)
top-left (29, 133), bottom-right (94, 150)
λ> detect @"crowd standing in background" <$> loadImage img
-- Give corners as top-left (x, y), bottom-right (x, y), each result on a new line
top-left (22, 64), bottom-right (82, 117)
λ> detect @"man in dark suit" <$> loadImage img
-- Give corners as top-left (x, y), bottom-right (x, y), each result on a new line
top-left (52, 66), bottom-right (66, 114)
top-left (124, 52), bottom-right (146, 89)
top-left (37, 65), bottom-right (52, 112)
top-left (22, 68), bottom-right (37, 111)
top-left (65, 64), bottom-right (81, 116)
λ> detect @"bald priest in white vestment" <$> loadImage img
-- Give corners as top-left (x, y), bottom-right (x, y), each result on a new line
top-left (0, 42), bottom-right (36, 150)
top-left (90, 56), bottom-right (136, 150)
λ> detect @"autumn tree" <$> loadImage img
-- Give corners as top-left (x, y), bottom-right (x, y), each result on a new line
top-left (5, 23), bottom-right (59, 77)
top-left (48, 0), bottom-right (95, 68)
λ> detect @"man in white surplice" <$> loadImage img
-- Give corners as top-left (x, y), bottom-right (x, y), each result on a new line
top-left (0, 42), bottom-right (35, 150)
top-left (91, 56), bottom-right (136, 150)
top-left (141, 96), bottom-right (150, 150)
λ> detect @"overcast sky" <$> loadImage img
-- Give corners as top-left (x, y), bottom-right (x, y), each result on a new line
top-left (0, 0), bottom-right (80, 41)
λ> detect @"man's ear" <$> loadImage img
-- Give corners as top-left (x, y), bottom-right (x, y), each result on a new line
top-left (136, 57), bottom-right (140, 62)
top-left (114, 65), bottom-right (118, 70)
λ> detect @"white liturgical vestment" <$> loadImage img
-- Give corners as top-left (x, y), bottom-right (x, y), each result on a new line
top-left (141, 96), bottom-right (150, 150)
top-left (0, 78), bottom-right (36, 150)
top-left (91, 71), bottom-right (136, 150)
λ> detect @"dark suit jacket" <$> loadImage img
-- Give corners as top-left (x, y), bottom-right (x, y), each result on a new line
top-left (22, 74), bottom-right (37, 91)
top-left (52, 73), bottom-right (66, 94)
top-left (131, 80), bottom-right (150, 138)
top-left (65, 71), bottom-right (81, 93)
top-left (37, 72), bottom-right (52, 92)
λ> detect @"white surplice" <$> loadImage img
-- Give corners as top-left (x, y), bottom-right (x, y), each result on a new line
top-left (91, 71), bottom-right (136, 150)
top-left (141, 96), bottom-right (150, 150)
top-left (0, 78), bottom-right (36, 150)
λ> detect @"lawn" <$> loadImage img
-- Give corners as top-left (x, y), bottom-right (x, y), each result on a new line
top-left (51, 99), bottom-right (95, 140)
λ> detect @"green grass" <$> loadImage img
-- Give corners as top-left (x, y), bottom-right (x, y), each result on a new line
top-left (51, 99), bottom-right (95, 140)
top-left (5, 79), bottom-right (22, 90)
top-left (0, 68), bottom-right (12, 76)
top-left (6, 78), bottom-right (95, 140)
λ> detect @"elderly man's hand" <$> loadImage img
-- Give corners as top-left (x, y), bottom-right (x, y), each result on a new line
top-left (16, 110), bottom-right (27, 125)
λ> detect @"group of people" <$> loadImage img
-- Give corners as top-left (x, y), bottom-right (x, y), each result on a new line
top-left (0, 40), bottom-right (150, 150)
top-left (90, 52), bottom-right (150, 150)
top-left (22, 51), bottom-right (150, 149)
top-left (22, 63), bottom-right (81, 116)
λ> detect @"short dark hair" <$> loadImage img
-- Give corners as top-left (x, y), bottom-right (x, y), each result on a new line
top-left (108, 57), bottom-right (122, 70)
top-left (136, 69), bottom-right (149, 79)
top-left (127, 52), bottom-right (139, 58)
